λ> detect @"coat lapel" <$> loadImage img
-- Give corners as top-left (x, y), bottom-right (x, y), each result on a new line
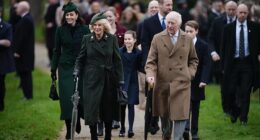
top-left (90, 33), bottom-right (109, 56)
top-left (247, 21), bottom-right (253, 49)
top-left (160, 30), bottom-right (174, 54)
top-left (169, 30), bottom-right (186, 56)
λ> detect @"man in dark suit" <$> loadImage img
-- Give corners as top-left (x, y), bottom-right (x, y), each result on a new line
top-left (184, 20), bottom-right (212, 140)
top-left (13, 1), bottom-right (35, 100)
top-left (0, 8), bottom-right (15, 111)
top-left (44, 0), bottom-right (60, 62)
top-left (208, 0), bottom-right (237, 114)
top-left (221, 3), bottom-right (260, 125)
top-left (141, 0), bottom-right (172, 139)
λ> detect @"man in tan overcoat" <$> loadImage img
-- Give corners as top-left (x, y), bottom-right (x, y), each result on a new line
top-left (145, 11), bottom-right (198, 140)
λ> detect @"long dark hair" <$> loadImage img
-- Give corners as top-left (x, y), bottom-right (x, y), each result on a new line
top-left (61, 9), bottom-right (85, 26)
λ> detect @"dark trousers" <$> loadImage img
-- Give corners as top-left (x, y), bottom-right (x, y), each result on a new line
top-left (91, 122), bottom-right (112, 140)
top-left (228, 59), bottom-right (252, 122)
top-left (18, 71), bottom-right (33, 99)
top-left (185, 100), bottom-right (201, 136)
top-left (0, 74), bottom-right (6, 110)
top-left (45, 29), bottom-right (55, 61)
top-left (120, 104), bottom-right (135, 132)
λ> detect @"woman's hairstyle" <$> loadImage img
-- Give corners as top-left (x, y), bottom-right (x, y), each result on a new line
top-left (89, 18), bottom-right (113, 34)
top-left (61, 9), bottom-right (85, 26)
top-left (124, 30), bottom-right (137, 47)
top-left (185, 20), bottom-right (199, 30)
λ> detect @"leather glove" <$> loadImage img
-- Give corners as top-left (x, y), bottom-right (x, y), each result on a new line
top-left (51, 70), bottom-right (57, 81)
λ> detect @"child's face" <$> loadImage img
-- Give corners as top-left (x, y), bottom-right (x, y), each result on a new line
top-left (124, 34), bottom-right (136, 49)
top-left (185, 25), bottom-right (198, 39)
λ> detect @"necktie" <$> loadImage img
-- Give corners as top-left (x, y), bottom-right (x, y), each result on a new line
top-left (239, 24), bottom-right (245, 58)
top-left (229, 17), bottom-right (232, 24)
top-left (161, 17), bottom-right (166, 30)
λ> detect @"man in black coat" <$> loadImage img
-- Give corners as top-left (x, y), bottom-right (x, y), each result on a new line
top-left (0, 9), bottom-right (14, 111)
top-left (208, 0), bottom-right (237, 114)
top-left (141, 0), bottom-right (172, 139)
top-left (221, 3), bottom-right (260, 125)
top-left (184, 20), bottom-right (212, 140)
top-left (44, 0), bottom-right (60, 62)
top-left (13, 1), bottom-right (35, 100)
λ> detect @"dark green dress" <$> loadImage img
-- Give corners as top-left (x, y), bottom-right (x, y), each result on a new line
top-left (74, 32), bottom-right (124, 125)
top-left (51, 23), bottom-right (90, 120)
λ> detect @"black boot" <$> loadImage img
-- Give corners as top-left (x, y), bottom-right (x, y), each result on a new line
top-left (65, 120), bottom-right (71, 140)
top-left (104, 122), bottom-right (112, 140)
top-left (97, 120), bottom-right (104, 136)
top-left (89, 124), bottom-right (98, 140)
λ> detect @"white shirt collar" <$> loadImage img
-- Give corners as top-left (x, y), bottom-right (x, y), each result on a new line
top-left (158, 12), bottom-right (164, 21)
top-left (193, 37), bottom-right (197, 45)
top-left (21, 12), bottom-right (29, 17)
top-left (236, 19), bottom-right (247, 27)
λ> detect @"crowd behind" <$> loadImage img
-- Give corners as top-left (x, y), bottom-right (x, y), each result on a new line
top-left (1, 0), bottom-right (260, 140)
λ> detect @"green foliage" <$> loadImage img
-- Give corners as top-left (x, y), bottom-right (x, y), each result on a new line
top-left (0, 70), bottom-right (63, 140)
top-left (199, 85), bottom-right (260, 140)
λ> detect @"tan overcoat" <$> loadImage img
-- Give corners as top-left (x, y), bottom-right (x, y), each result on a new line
top-left (145, 30), bottom-right (198, 121)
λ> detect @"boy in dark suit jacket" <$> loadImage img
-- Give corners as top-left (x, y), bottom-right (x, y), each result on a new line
top-left (184, 20), bottom-right (212, 140)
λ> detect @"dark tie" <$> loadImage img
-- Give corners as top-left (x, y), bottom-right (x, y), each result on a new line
top-left (161, 17), bottom-right (166, 30)
top-left (229, 17), bottom-right (232, 24)
top-left (239, 24), bottom-right (245, 58)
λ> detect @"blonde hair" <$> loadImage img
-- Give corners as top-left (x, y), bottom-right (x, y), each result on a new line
top-left (89, 18), bottom-right (113, 34)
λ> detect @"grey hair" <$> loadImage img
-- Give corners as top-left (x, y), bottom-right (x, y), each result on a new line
top-left (165, 11), bottom-right (182, 26)
top-left (89, 18), bottom-right (113, 34)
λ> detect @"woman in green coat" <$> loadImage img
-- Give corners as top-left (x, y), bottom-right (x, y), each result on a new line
top-left (73, 12), bottom-right (124, 140)
top-left (50, 2), bottom-right (90, 139)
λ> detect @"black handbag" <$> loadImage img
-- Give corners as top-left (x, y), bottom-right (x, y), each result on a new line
top-left (117, 88), bottom-right (128, 105)
top-left (49, 80), bottom-right (59, 101)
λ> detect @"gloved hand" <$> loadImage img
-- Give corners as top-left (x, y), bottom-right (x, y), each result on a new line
top-left (51, 70), bottom-right (57, 81)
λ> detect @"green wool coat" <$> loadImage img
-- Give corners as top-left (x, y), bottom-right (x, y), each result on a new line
top-left (51, 23), bottom-right (90, 120)
top-left (74, 32), bottom-right (124, 125)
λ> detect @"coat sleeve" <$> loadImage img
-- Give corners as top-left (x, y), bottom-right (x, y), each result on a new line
top-left (112, 35), bottom-right (124, 84)
top-left (200, 42), bottom-right (212, 83)
top-left (140, 19), bottom-right (150, 67)
top-left (145, 35), bottom-right (158, 78)
top-left (188, 38), bottom-right (199, 79)
top-left (0, 24), bottom-right (12, 51)
top-left (137, 50), bottom-right (145, 73)
top-left (73, 35), bottom-right (88, 75)
top-left (51, 27), bottom-right (61, 72)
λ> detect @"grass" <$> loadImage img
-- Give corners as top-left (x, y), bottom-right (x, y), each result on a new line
top-left (0, 70), bottom-right (63, 140)
top-left (0, 70), bottom-right (260, 140)
top-left (199, 84), bottom-right (260, 140)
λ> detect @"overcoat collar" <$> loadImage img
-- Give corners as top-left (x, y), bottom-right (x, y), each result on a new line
top-left (89, 32), bottom-right (110, 56)
top-left (160, 30), bottom-right (186, 56)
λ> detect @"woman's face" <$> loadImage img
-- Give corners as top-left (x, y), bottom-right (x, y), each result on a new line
top-left (105, 11), bottom-right (116, 25)
top-left (124, 11), bottom-right (134, 21)
top-left (65, 11), bottom-right (78, 25)
top-left (92, 20), bottom-right (105, 36)
top-left (124, 33), bottom-right (136, 49)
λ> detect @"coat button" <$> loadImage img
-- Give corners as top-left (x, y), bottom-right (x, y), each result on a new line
top-left (180, 68), bottom-right (182, 71)
top-left (180, 80), bottom-right (183, 83)
top-left (180, 56), bottom-right (182, 59)
top-left (169, 68), bottom-right (172, 71)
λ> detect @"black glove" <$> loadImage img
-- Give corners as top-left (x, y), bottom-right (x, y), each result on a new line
top-left (51, 70), bottom-right (57, 81)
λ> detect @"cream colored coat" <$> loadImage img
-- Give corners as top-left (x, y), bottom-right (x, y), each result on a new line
top-left (145, 30), bottom-right (198, 121)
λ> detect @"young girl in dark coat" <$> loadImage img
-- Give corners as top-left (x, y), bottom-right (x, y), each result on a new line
top-left (119, 30), bottom-right (143, 138)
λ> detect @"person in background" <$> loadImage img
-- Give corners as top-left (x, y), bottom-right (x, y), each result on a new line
top-left (120, 6), bottom-right (138, 31)
top-left (221, 3), bottom-right (260, 126)
top-left (119, 30), bottom-right (143, 138)
top-left (9, 0), bottom-right (21, 33)
top-left (44, 0), bottom-right (60, 63)
top-left (84, 1), bottom-right (102, 25)
top-left (207, 0), bottom-right (224, 27)
top-left (145, 11), bottom-right (198, 140)
top-left (13, 1), bottom-right (34, 100)
top-left (73, 12), bottom-right (123, 140)
top-left (183, 20), bottom-right (212, 140)
top-left (51, 2), bottom-right (90, 139)
top-left (208, 0), bottom-right (237, 115)
top-left (0, 8), bottom-right (14, 111)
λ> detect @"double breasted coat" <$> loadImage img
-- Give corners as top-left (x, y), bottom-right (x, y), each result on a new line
top-left (119, 47), bottom-right (143, 105)
top-left (51, 23), bottom-right (90, 120)
top-left (0, 20), bottom-right (15, 75)
top-left (74, 32), bottom-right (124, 125)
top-left (145, 30), bottom-right (198, 121)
